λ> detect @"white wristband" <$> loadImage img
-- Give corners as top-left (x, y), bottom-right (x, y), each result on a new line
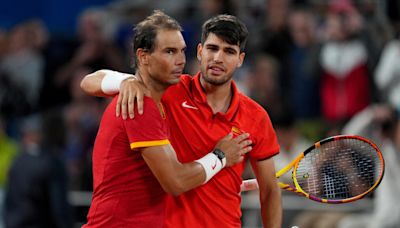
top-left (195, 152), bottom-right (223, 183)
top-left (100, 70), bottom-right (135, 95)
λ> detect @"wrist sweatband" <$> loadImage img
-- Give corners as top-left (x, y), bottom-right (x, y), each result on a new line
top-left (195, 152), bottom-right (224, 183)
top-left (100, 70), bottom-right (135, 95)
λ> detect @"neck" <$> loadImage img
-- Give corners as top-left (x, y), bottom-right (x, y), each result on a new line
top-left (136, 70), bottom-right (166, 102)
top-left (200, 75), bottom-right (233, 114)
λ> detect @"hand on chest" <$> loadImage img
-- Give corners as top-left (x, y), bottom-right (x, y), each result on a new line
top-left (169, 98), bottom-right (250, 151)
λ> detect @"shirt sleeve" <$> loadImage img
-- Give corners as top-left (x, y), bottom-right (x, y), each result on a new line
top-left (123, 97), bottom-right (170, 150)
top-left (248, 114), bottom-right (280, 161)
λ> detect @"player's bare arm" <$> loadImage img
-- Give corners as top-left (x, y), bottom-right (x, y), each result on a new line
top-left (250, 158), bottom-right (282, 228)
top-left (80, 70), bottom-right (145, 119)
top-left (142, 133), bottom-right (252, 195)
top-left (80, 70), bottom-right (110, 97)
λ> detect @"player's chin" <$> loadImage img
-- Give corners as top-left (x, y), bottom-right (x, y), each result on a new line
top-left (204, 74), bottom-right (230, 86)
top-left (168, 75), bottom-right (181, 85)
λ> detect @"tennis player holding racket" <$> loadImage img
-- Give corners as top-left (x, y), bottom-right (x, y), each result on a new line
top-left (81, 14), bottom-right (282, 227)
top-left (82, 11), bottom-right (252, 228)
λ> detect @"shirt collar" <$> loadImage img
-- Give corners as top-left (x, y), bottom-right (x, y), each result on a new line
top-left (192, 72), bottom-right (240, 121)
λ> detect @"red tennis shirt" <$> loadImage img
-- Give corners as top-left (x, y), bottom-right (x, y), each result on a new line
top-left (83, 96), bottom-right (170, 228)
top-left (162, 73), bottom-right (280, 227)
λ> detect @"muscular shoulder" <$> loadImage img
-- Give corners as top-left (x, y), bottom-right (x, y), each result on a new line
top-left (104, 96), bottom-right (160, 124)
top-left (134, 96), bottom-right (162, 120)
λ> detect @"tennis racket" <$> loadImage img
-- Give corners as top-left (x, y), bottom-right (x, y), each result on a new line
top-left (241, 135), bottom-right (385, 204)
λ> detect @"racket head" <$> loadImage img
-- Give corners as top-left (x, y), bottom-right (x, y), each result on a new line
top-left (292, 135), bottom-right (385, 204)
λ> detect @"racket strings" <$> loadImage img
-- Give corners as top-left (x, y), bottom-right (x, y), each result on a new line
top-left (295, 138), bottom-right (382, 200)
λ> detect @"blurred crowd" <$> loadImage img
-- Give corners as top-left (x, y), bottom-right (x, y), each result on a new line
top-left (1, 0), bottom-right (400, 227)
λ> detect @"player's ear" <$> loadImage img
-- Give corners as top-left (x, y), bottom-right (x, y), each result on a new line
top-left (137, 48), bottom-right (149, 65)
top-left (196, 43), bottom-right (202, 61)
top-left (237, 52), bottom-right (245, 68)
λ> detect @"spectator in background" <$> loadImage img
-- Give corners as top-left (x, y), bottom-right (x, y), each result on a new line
top-left (0, 116), bottom-right (18, 188)
top-left (0, 22), bottom-right (46, 139)
top-left (24, 20), bottom-right (49, 52)
top-left (249, 0), bottom-right (292, 93)
top-left (199, 0), bottom-right (237, 19)
top-left (338, 104), bottom-right (400, 228)
top-left (0, 70), bottom-right (31, 134)
top-left (36, 17), bottom-right (81, 110)
top-left (355, 0), bottom-right (393, 70)
top-left (54, 8), bottom-right (126, 105)
top-left (247, 54), bottom-right (286, 121)
top-left (0, 21), bottom-right (45, 114)
top-left (63, 66), bottom-right (104, 190)
top-left (374, 8), bottom-right (400, 113)
top-left (374, 39), bottom-right (400, 112)
top-left (319, 0), bottom-right (371, 124)
top-left (287, 7), bottom-right (321, 121)
top-left (4, 111), bottom-right (72, 228)
top-left (0, 116), bottom-right (18, 228)
top-left (251, 0), bottom-right (292, 59)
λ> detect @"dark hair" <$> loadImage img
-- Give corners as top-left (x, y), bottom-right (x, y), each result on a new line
top-left (201, 14), bottom-right (248, 52)
top-left (132, 10), bottom-right (182, 68)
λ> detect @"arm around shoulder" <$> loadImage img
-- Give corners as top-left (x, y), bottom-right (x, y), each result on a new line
top-left (80, 69), bottom-right (135, 97)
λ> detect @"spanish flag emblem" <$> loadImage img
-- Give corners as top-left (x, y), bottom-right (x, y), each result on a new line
top-left (231, 126), bottom-right (242, 135)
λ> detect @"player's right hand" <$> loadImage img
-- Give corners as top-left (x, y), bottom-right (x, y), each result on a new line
top-left (116, 77), bottom-right (149, 119)
top-left (214, 133), bottom-right (252, 167)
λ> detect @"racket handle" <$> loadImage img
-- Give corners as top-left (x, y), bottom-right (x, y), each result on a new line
top-left (240, 179), bottom-right (259, 192)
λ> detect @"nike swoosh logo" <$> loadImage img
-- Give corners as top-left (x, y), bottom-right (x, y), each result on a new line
top-left (211, 159), bottom-right (217, 170)
top-left (182, 101), bottom-right (198, 110)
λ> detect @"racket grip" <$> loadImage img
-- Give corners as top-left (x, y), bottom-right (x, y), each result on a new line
top-left (240, 179), bottom-right (259, 192)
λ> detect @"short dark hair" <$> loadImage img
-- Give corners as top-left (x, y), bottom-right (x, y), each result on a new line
top-left (201, 14), bottom-right (248, 52)
top-left (132, 10), bottom-right (182, 67)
